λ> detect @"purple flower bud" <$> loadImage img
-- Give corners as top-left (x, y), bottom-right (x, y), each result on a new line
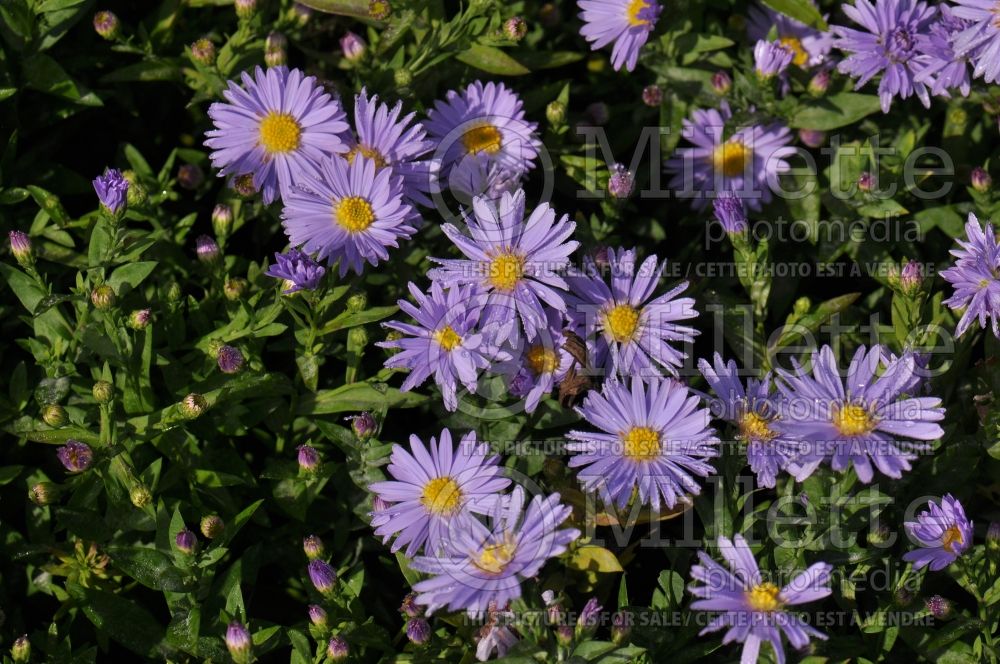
top-left (406, 618), bottom-right (431, 645)
top-left (611, 612), bottom-right (631, 644)
top-left (93, 168), bottom-right (129, 216)
top-left (642, 84), bottom-right (662, 107)
top-left (217, 345), bottom-right (245, 374)
top-left (200, 515), bottom-right (225, 539)
top-left (585, 102), bottom-right (609, 125)
top-left (798, 129), bottom-right (826, 148)
top-left (503, 16), bottom-right (527, 41)
top-left (712, 192), bottom-right (748, 234)
top-left (368, 0), bottom-right (390, 20)
top-left (57, 440), bottom-right (93, 473)
top-left (11, 635), bottom-right (30, 663)
top-left (857, 171), bottom-right (874, 192)
top-left (972, 166), bottom-right (992, 193)
top-left (349, 412), bottom-right (377, 440)
top-left (195, 235), bottom-right (220, 264)
top-left (711, 70), bottom-right (732, 94)
top-left (400, 592), bottom-right (420, 617)
top-left (900, 260), bottom-right (923, 295)
top-left (988, 522), bottom-right (1000, 550)
top-left (925, 595), bottom-right (953, 620)
top-left (234, 0), bottom-right (256, 20)
top-left (308, 559), bottom-right (337, 594)
top-left (178, 163), bottom-right (204, 190)
top-left (231, 173), bottom-right (256, 197)
top-left (266, 249), bottom-right (325, 294)
top-left (607, 164), bottom-right (634, 199)
top-left (225, 622), bottom-right (252, 664)
top-left (308, 604), bottom-right (327, 626)
top-left (808, 69), bottom-right (831, 96)
top-left (298, 445), bottom-right (321, 472)
top-left (212, 204), bottom-right (233, 237)
top-left (181, 393), bottom-right (208, 419)
top-left (754, 39), bottom-right (793, 79)
top-left (191, 38), bottom-right (216, 66)
top-left (129, 308), bottom-right (152, 330)
top-left (293, 3), bottom-right (313, 23)
top-left (303, 534), bottom-right (325, 559)
top-left (93, 11), bottom-right (119, 39)
top-left (8, 230), bottom-right (33, 267)
top-left (577, 597), bottom-right (602, 629)
top-left (340, 32), bottom-right (367, 62)
top-left (175, 528), bottom-right (198, 554)
top-left (265, 32), bottom-right (287, 68)
top-left (555, 624), bottom-right (574, 646)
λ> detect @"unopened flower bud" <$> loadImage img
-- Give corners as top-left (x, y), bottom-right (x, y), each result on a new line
top-left (293, 3), bottom-right (313, 24)
top-left (808, 69), bottom-right (831, 96)
top-left (94, 168), bottom-right (129, 218)
top-left (793, 296), bottom-right (811, 316)
top-left (546, 100), bottom-right (566, 125)
top-left (893, 586), bottom-right (914, 607)
top-left (42, 404), bottom-right (68, 427)
top-left (350, 412), bottom-right (376, 440)
top-left (642, 84), bottom-right (662, 107)
top-left (11, 635), bottom-right (30, 664)
top-left (200, 515), bottom-right (225, 539)
top-left (611, 612), bottom-right (631, 645)
top-left (867, 523), bottom-right (891, 546)
top-left (196, 235), bottom-right (220, 264)
top-left (298, 445), bottom-right (321, 473)
top-left (224, 278), bottom-right (249, 301)
top-left (347, 326), bottom-right (368, 348)
top-left (340, 32), bottom-right (366, 62)
top-left (400, 593), bottom-right (420, 617)
top-left (30, 482), bottom-right (61, 506)
top-left (93, 11), bottom-right (119, 39)
top-left (576, 597), bottom-right (602, 633)
top-left (234, 0), bottom-right (256, 20)
top-left (711, 70), bottom-right (732, 95)
top-left (900, 260), bottom-right (923, 296)
top-left (129, 308), bottom-right (152, 330)
top-left (504, 16), bottom-right (527, 41)
top-left (607, 164), bottom-right (633, 199)
top-left (265, 32), bottom-right (287, 68)
top-left (303, 534), bottom-right (325, 559)
top-left (217, 345), bottom-right (245, 374)
top-left (181, 393), bottom-right (208, 419)
top-left (191, 38), bottom-right (216, 66)
top-left (406, 618), bottom-right (431, 645)
top-left (178, 164), bottom-right (204, 190)
top-left (858, 171), bottom-right (874, 192)
top-left (122, 170), bottom-right (147, 207)
top-left (212, 204), bottom-right (233, 237)
top-left (130, 484), bottom-right (152, 507)
top-left (232, 174), bottom-right (256, 197)
top-left (175, 528), bottom-right (198, 555)
top-left (166, 281), bottom-right (183, 302)
top-left (798, 129), bottom-right (825, 148)
top-left (57, 440), bottom-right (93, 473)
top-left (346, 292), bottom-right (367, 313)
top-left (972, 166), bottom-right (992, 193)
top-left (712, 192), bottom-right (748, 234)
top-left (93, 380), bottom-right (113, 404)
top-left (308, 604), bottom-right (327, 626)
top-left (91, 284), bottom-right (116, 310)
top-left (393, 68), bottom-right (412, 88)
top-left (925, 595), bottom-right (953, 620)
top-left (225, 622), bottom-right (252, 664)
top-left (555, 624), bottom-right (574, 646)
top-left (9, 230), bottom-right (33, 268)
top-left (987, 522), bottom-right (1000, 552)
top-left (368, 0), bottom-right (391, 20)
top-left (309, 559), bottom-right (337, 594)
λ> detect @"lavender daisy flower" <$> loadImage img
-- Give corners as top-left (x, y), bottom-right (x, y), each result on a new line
top-left (698, 354), bottom-right (806, 488)
top-left (205, 66), bottom-right (349, 204)
top-left (57, 440), bottom-right (93, 473)
top-left (281, 155), bottom-right (416, 277)
top-left (747, 1), bottom-right (833, 68)
top-left (429, 189), bottom-right (578, 344)
top-left (903, 494), bottom-right (973, 571)
top-left (508, 308), bottom-right (575, 413)
top-left (665, 102), bottom-right (794, 211)
top-left (940, 213), bottom-right (1000, 338)
top-left (424, 81), bottom-right (541, 182)
top-left (754, 39), bottom-right (795, 79)
top-left (265, 248), bottom-right (325, 293)
top-left (566, 247), bottom-right (698, 379)
top-left (914, 6), bottom-right (973, 97)
top-left (689, 534), bottom-right (832, 664)
top-left (566, 377), bottom-right (720, 510)
top-left (774, 345), bottom-right (946, 483)
top-left (346, 89), bottom-right (435, 206)
top-left (379, 282), bottom-right (504, 412)
top-left (368, 429), bottom-right (510, 557)
top-left (93, 168), bottom-right (129, 215)
top-left (831, 0), bottom-right (937, 113)
top-left (410, 487), bottom-right (579, 617)
top-left (953, 0), bottom-right (1000, 83)
top-left (577, 0), bottom-right (662, 72)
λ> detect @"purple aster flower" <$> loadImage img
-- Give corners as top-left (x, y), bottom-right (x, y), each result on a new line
top-left (410, 487), bottom-right (579, 617)
top-left (57, 440), bottom-right (93, 473)
top-left (297, 444), bottom-right (321, 472)
top-left (577, 0), bottom-right (662, 72)
top-left (508, 308), bottom-right (575, 413)
top-left (217, 345), bottom-right (245, 374)
top-left (308, 604), bottom-right (327, 626)
top-left (378, 282), bottom-right (505, 412)
top-left (429, 189), bottom-right (578, 344)
top-left (665, 102), bottom-right (794, 211)
top-left (475, 605), bottom-right (519, 661)
top-left (93, 168), bottom-right (129, 215)
top-left (754, 39), bottom-right (795, 78)
top-left (566, 377), bottom-right (720, 510)
top-left (952, 0), bottom-right (1000, 83)
top-left (903, 494), bottom-right (973, 571)
top-left (265, 248), bottom-right (325, 293)
top-left (281, 155), bottom-right (416, 277)
top-left (566, 247), bottom-right (698, 379)
top-left (689, 534), bottom-right (832, 664)
top-left (205, 66), bottom-right (349, 204)
top-left (346, 89), bottom-right (435, 207)
top-left (447, 153), bottom-right (524, 204)
top-left (308, 559), bottom-right (337, 594)
top-left (424, 81), bottom-right (541, 182)
top-left (747, 1), bottom-right (833, 68)
top-left (368, 429), bottom-right (510, 557)
top-left (774, 345), bottom-right (946, 483)
top-left (914, 6), bottom-right (973, 97)
top-left (698, 354), bottom-right (807, 488)
top-left (941, 213), bottom-right (1000, 337)
top-left (831, 0), bottom-right (937, 113)
top-left (712, 191), bottom-right (748, 234)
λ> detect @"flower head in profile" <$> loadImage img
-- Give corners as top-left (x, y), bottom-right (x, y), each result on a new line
top-left (689, 534), bottom-right (832, 664)
top-left (567, 247), bottom-right (698, 379)
top-left (424, 81), bottom-right (541, 184)
top-left (566, 377), bottom-right (720, 510)
top-left (205, 66), bottom-right (349, 204)
top-left (411, 487), bottom-right (579, 617)
top-left (940, 213), bottom-right (1000, 338)
top-left (831, 0), bottom-right (937, 113)
top-left (265, 248), bottom-right (325, 293)
top-left (753, 39), bottom-right (794, 78)
top-left (576, 0), bottom-right (662, 72)
top-left (429, 189), bottom-right (578, 345)
top-left (747, 1), bottom-right (833, 68)
top-left (774, 345), bottom-right (946, 483)
top-left (282, 155), bottom-right (416, 277)
top-left (93, 168), bottom-right (129, 215)
top-left (952, 0), bottom-right (1000, 84)
top-left (903, 494), bottom-right (973, 571)
top-left (712, 192), bottom-right (748, 234)
top-left (508, 308), bottom-right (575, 413)
top-left (346, 89), bottom-right (435, 206)
top-left (379, 282), bottom-right (505, 412)
top-left (698, 354), bottom-right (807, 488)
top-left (665, 102), bottom-right (794, 211)
top-left (368, 429), bottom-right (510, 557)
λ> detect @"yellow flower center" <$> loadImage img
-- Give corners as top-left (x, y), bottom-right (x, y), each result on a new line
top-left (461, 122), bottom-right (503, 155)
top-left (622, 426), bottom-right (660, 461)
top-left (487, 252), bottom-right (524, 291)
top-left (433, 325), bottom-right (462, 351)
top-left (259, 112), bottom-right (302, 154)
top-left (779, 36), bottom-right (809, 67)
top-left (626, 0), bottom-right (651, 26)
top-left (746, 582), bottom-right (783, 612)
top-left (603, 304), bottom-right (640, 343)
top-left (335, 196), bottom-right (375, 233)
top-left (739, 411), bottom-right (776, 442)
top-left (942, 525), bottom-right (964, 553)
top-left (473, 537), bottom-right (517, 574)
top-left (346, 144), bottom-right (389, 169)
top-left (712, 139), bottom-right (751, 177)
top-left (526, 345), bottom-right (558, 375)
top-left (832, 403), bottom-right (875, 437)
top-left (420, 476), bottom-right (463, 515)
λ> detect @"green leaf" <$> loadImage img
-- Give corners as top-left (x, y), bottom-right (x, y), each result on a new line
top-left (762, 0), bottom-right (827, 29)
top-left (566, 545), bottom-right (623, 573)
top-left (108, 547), bottom-right (192, 592)
top-left (320, 305), bottom-right (399, 335)
top-left (0, 263), bottom-right (47, 312)
top-left (27, 185), bottom-right (70, 224)
top-left (457, 44), bottom-right (531, 76)
top-left (791, 93), bottom-right (881, 131)
top-left (72, 585), bottom-right (167, 657)
top-left (297, 381), bottom-right (427, 415)
top-left (22, 53), bottom-right (102, 105)
top-left (510, 50), bottom-right (583, 70)
top-left (108, 261), bottom-right (158, 295)
top-left (100, 59), bottom-right (182, 84)
top-left (295, 0), bottom-right (369, 16)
